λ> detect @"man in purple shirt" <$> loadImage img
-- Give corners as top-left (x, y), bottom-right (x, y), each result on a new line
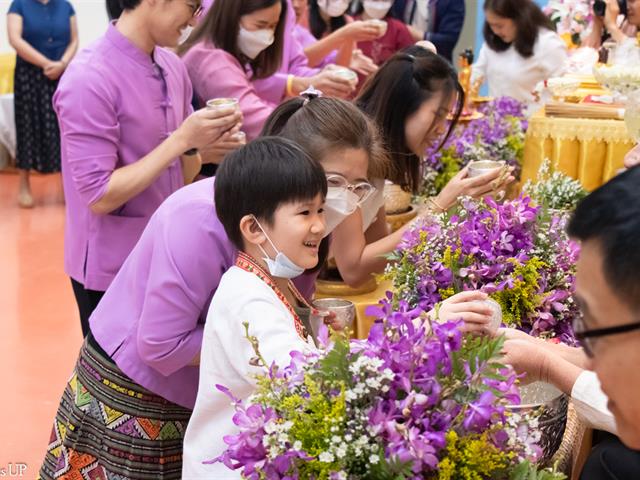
top-left (54, 0), bottom-right (241, 336)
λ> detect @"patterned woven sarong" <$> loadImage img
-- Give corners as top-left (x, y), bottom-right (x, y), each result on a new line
top-left (39, 340), bottom-right (191, 479)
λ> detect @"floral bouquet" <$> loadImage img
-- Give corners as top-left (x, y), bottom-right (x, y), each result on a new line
top-left (212, 314), bottom-right (566, 479)
top-left (385, 196), bottom-right (580, 344)
top-left (421, 97), bottom-right (527, 198)
top-left (523, 159), bottom-right (588, 211)
top-left (543, 0), bottom-right (592, 47)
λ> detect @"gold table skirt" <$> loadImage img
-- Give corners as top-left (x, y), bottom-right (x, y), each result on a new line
top-left (0, 54), bottom-right (16, 95)
top-left (521, 108), bottom-right (635, 191)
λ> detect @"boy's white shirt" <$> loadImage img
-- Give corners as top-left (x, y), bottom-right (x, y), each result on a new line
top-left (182, 266), bottom-right (314, 479)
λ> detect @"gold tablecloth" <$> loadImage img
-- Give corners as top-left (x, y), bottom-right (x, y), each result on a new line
top-left (316, 280), bottom-right (391, 339)
top-left (0, 54), bottom-right (16, 95)
top-left (521, 108), bottom-right (635, 191)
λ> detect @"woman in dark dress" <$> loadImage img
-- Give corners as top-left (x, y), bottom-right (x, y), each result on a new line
top-left (7, 0), bottom-right (78, 208)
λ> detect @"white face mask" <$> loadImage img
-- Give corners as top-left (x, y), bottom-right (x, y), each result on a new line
top-left (318, 0), bottom-right (350, 17)
top-left (252, 216), bottom-right (306, 279)
top-left (237, 26), bottom-right (275, 60)
top-left (363, 0), bottom-right (392, 20)
top-left (323, 187), bottom-right (360, 236)
top-left (178, 25), bottom-right (194, 45)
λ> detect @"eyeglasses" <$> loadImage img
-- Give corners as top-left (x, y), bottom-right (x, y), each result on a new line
top-left (326, 174), bottom-right (375, 203)
top-left (573, 314), bottom-right (640, 357)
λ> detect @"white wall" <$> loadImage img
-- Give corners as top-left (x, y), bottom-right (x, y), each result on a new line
top-left (0, 0), bottom-right (109, 53)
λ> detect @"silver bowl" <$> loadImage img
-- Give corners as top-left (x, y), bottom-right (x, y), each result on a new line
top-left (506, 382), bottom-right (569, 465)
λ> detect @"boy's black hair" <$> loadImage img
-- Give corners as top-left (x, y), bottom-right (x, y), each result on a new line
top-left (215, 137), bottom-right (327, 251)
top-left (568, 166), bottom-right (640, 309)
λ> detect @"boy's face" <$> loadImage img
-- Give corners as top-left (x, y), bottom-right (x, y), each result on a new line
top-left (149, 0), bottom-right (201, 48)
top-left (575, 239), bottom-right (640, 449)
top-left (261, 194), bottom-right (326, 270)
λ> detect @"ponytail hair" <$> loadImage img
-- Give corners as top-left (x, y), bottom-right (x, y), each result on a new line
top-left (260, 95), bottom-right (388, 180)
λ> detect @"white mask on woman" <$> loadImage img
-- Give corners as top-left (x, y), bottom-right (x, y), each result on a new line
top-left (178, 25), bottom-right (194, 45)
top-left (322, 187), bottom-right (360, 236)
top-left (237, 26), bottom-right (275, 59)
top-left (363, 0), bottom-right (393, 20)
top-left (317, 0), bottom-right (350, 18)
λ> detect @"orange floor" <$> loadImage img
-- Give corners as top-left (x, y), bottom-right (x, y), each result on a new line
top-left (0, 172), bottom-right (82, 476)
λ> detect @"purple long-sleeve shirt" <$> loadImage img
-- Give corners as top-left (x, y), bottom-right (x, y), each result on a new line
top-left (89, 177), bottom-right (318, 409)
top-left (54, 23), bottom-right (192, 291)
top-left (195, 0), bottom-right (317, 109)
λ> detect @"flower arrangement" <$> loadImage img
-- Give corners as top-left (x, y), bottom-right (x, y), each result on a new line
top-left (385, 196), bottom-right (580, 344)
top-left (421, 97), bottom-right (527, 198)
top-left (212, 316), bottom-right (566, 479)
top-left (523, 159), bottom-right (588, 211)
top-left (543, 0), bottom-right (592, 47)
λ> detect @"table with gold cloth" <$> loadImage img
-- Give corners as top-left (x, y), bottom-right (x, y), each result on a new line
top-left (0, 53), bottom-right (16, 95)
top-left (521, 108), bottom-right (635, 191)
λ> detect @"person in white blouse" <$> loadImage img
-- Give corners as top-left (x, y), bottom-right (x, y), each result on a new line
top-left (471, 0), bottom-right (568, 103)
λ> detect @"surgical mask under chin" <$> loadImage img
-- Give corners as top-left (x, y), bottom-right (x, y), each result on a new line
top-left (253, 217), bottom-right (306, 279)
top-left (237, 26), bottom-right (275, 59)
top-left (178, 25), bottom-right (194, 45)
top-left (323, 187), bottom-right (360, 236)
top-left (363, 0), bottom-right (392, 19)
top-left (319, 0), bottom-right (350, 17)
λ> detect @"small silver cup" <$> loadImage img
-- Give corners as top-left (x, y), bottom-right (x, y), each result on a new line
top-left (311, 298), bottom-right (356, 337)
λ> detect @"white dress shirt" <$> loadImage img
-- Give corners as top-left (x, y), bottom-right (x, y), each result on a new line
top-left (182, 266), bottom-right (314, 479)
top-left (472, 28), bottom-right (567, 103)
top-left (571, 370), bottom-right (617, 435)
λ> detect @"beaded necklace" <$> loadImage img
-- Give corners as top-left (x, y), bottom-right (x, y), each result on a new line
top-left (235, 251), bottom-right (315, 340)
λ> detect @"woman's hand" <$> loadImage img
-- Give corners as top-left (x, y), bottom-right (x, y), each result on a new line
top-left (603, 0), bottom-right (621, 32)
top-left (349, 49), bottom-right (378, 76)
top-left (43, 61), bottom-right (65, 80)
top-left (435, 165), bottom-right (515, 211)
top-left (339, 20), bottom-right (384, 42)
top-left (431, 290), bottom-right (494, 334)
top-left (306, 67), bottom-right (356, 98)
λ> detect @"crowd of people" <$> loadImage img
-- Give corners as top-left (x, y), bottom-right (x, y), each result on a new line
top-left (5, 0), bottom-right (640, 478)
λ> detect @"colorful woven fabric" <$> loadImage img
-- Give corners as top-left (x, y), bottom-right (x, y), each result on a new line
top-left (39, 341), bottom-right (191, 479)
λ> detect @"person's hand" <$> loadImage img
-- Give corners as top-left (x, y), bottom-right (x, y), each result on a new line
top-left (199, 128), bottom-right (246, 165)
top-left (176, 106), bottom-right (242, 152)
top-left (582, 15), bottom-right (604, 49)
top-left (43, 61), bottom-right (65, 80)
top-left (604, 0), bottom-right (621, 32)
top-left (431, 290), bottom-right (494, 334)
top-left (496, 327), bottom-right (538, 343)
top-left (308, 67), bottom-right (356, 98)
top-left (339, 20), bottom-right (384, 42)
top-left (624, 144), bottom-right (640, 169)
top-left (435, 165), bottom-right (515, 210)
top-left (349, 49), bottom-right (378, 77)
top-left (501, 338), bottom-right (551, 384)
top-left (324, 311), bottom-right (345, 331)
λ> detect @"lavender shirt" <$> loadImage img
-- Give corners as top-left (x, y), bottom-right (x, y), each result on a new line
top-left (292, 23), bottom-right (338, 68)
top-left (90, 177), bottom-right (318, 409)
top-left (198, 0), bottom-right (317, 108)
top-left (54, 24), bottom-right (193, 291)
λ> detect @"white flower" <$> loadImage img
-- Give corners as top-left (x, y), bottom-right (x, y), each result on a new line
top-left (369, 454), bottom-right (380, 464)
top-left (293, 441), bottom-right (302, 450)
top-left (319, 451), bottom-right (335, 463)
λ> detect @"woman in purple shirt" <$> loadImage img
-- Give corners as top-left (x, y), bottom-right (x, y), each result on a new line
top-left (178, 0), bottom-right (356, 140)
top-left (40, 96), bottom-right (383, 479)
top-left (53, 0), bottom-right (241, 337)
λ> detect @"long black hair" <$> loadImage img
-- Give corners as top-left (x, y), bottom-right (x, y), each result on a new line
top-left (356, 45), bottom-right (464, 194)
top-left (483, 0), bottom-right (555, 58)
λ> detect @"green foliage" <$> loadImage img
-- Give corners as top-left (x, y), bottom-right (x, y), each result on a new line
top-left (491, 258), bottom-right (546, 326)
top-left (437, 431), bottom-right (513, 480)
top-left (508, 460), bottom-right (567, 480)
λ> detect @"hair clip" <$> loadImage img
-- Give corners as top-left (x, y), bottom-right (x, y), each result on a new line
top-left (300, 85), bottom-right (323, 105)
